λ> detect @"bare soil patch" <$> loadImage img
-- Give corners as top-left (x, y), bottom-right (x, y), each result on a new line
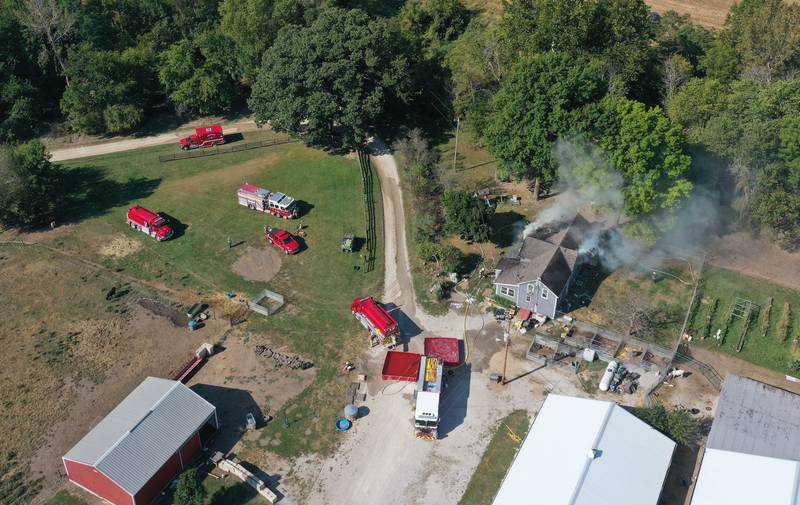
top-left (710, 231), bottom-right (800, 291)
top-left (99, 236), bottom-right (142, 258)
top-left (232, 246), bottom-right (283, 283)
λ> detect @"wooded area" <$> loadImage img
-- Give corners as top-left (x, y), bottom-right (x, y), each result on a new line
top-left (1, 0), bottom-right (800, 250)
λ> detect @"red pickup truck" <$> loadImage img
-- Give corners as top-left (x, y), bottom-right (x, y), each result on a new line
top-left (265, 227), bottom-right (300, 254)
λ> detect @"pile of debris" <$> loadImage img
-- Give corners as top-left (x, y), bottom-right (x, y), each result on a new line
top-left (254, 345), bottom-right (313, 370)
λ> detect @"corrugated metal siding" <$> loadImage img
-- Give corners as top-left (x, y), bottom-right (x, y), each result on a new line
top-left (64, 459), bottom-right (133, 505)
top-left (63, 377), bottom-right (215, 496)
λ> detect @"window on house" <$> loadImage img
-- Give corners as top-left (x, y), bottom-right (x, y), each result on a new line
top-left (500, 286), bottom-right (516, 298)
top-left (525, 284), bottom-right (533, 302)
top-left (541, 289), bottom-right (549, 299)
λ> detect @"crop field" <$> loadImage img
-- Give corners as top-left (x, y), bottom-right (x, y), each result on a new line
top-left (1, 129), bottom-right (382, 502)
top-left (688, 267), bottom-right (800, 374)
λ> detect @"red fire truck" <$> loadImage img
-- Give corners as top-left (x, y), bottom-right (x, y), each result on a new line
top-left (237, 184), bottom-right (299, 219)
top-left (179, 124), bottom-right (225, 150)
top-left (351, 297), bottom-right (400, 348)
top-left (126, 205), bottom-right (173, 241)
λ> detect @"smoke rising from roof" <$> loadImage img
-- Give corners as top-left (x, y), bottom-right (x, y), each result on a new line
top-left (522, 137), bottom-right (720, 271)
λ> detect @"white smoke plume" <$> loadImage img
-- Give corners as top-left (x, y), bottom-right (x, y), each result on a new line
top-left (522, 136), bottom-right (721, 272)
top-left (523, 137), bottom-right (624, 237)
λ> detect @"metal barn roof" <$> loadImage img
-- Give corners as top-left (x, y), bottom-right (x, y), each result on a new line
top-left (63, 377), bottom-right (216, 494)
top-left (691, 374), bottom-right (800, 505)
top-left (492, 394), bottom-right (675, 505)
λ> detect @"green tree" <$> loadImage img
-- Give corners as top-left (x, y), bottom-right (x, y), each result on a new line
top-left (596, 97), bottom-right (692, 218)
top-left (445, 18), bottom-right (504, 138)
top-left (60, 44), bottom-right (149, 134)
top-left (484, 52), bottom-right (606, 187)
top-left (398, 0), bottom-right (470, 55)
top-left (219, 0), bottom-right (281, 82)
top-left (726, 0), bottom-right (800, 78)
top-left (417, 240), bottom-right (463, 273)
top-left (158, 29), bottom-right (239, 115)
top-left (249, 8), bottom-right (417, 151)
top-left (0, 141), bottom-right (60, 228)
top-left (173, 468), bottom-right (206, 505)
top-left (698, 35), bottom-right (740, 82)
top-left (753, 162), bottom-right (800, 250)
top-left (499, 0), bottom-right (655, 98)
top-left (635, 405), bottom-right (700, 446)
top-left (655, 10), bottom-right (713, 68)
top-left (442, 190), bottom-right (492, 241)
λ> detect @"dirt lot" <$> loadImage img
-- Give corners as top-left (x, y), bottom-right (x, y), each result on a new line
top-left (710, 231), bottom-right (800, 291)
top-left (231, 246), bottom-right (283, 283)
top-left (0, 245), bottom-right (229, 504)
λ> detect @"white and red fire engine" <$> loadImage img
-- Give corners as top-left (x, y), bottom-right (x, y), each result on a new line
top-left (179, 124), bottom-right (225, 150)
top-left (237, 184), bottom-right (299, 219)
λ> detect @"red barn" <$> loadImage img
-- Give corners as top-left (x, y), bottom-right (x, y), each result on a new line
top-left (62, 377), bottom-right (218, 505)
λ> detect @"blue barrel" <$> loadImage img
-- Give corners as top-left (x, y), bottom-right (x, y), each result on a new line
top-left (335, 417), bottom-right (352, 431)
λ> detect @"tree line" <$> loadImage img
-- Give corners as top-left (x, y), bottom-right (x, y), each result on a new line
top-left (2, 0), bottom-right (800, 251)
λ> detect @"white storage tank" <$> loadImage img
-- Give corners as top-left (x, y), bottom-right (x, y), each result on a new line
top-left (599, 360), bottom-right (618, 392)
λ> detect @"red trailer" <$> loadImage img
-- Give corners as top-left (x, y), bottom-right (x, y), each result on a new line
top-left (237, 183), bottom-right (298, 219)
top-left (381, 351), bottom-right (421, 381)
top-left (424, 337), bottom-right (461, 367)
top-left (351, 296), bottom-right (399, 348)
top-left (179, 124), bottom-right (225, 150)
top-left (126, 205), bottom-right (173, 241)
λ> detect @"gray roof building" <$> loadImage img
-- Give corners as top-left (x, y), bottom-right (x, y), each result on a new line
top-left (691, 374), bottom-right (800, 505)
top-left (63, 377), bottom-right (217, 503)
top-left (494, 214), bottom-right (599, 318)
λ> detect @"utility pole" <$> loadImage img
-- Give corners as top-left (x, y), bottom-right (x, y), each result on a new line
top-left (452, 116), bottom-right (460, 171)
top-left (501, 321), bottom-right (511, 385)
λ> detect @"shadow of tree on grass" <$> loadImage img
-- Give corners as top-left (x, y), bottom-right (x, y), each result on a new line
top-left (57, 165), bottom-right (161, 223)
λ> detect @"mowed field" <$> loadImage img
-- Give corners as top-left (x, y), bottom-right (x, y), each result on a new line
top-left (0, 129), bottom-right (383, 504)
top-left (646, 0), bottom-right (800, 28)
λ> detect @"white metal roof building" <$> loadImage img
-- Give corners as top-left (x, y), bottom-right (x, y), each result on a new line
top-left (492, 394), bottom-right (676, 505)
top-left (63, 377), bottom-right (217, 505)
top-left (691, 374), bottom-right (800, 505)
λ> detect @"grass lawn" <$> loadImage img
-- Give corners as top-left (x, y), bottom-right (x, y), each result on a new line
top-left (689, 266), bottom-right (800, 374)
top-left (56, 129), bottom-right (383, 458)
top-left (202, 478), bottom-right (262, 505)
top-left (45, 491), bottom-right (88, 505)
top-left (458, 409), bottom-right (530, 505)
top-left (568, 260), bottom-right (694, 347)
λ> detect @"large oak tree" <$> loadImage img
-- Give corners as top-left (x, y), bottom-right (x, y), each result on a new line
top-left (248, 7), bottom-right (417, 151)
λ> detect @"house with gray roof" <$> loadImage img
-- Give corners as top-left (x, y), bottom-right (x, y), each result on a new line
top-left (62, 377), bottom-right (218, 505)
top-left (494, 214), bottom-right (597, 318)
top-left (690, 374), bottom-right (800, 505)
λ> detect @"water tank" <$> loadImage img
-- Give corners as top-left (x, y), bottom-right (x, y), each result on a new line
top-left (344, 404), bottom-right (358, 421)
top-left (598, 361), bottom-right (618, 392)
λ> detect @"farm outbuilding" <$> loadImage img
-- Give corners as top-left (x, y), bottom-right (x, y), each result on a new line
top-left (690, 374), bottom-right (800, 505)
top-left (492, 394), bottom-right (675, 505)
top-left (62, 377), bottom-right (218, 505)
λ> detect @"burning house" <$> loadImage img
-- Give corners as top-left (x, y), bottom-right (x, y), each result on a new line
top-left (493, 214), bottom-right (603, 319)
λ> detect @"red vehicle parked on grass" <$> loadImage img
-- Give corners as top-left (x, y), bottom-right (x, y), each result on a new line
top-left (265, 226), bottom-right (300, 254)
top-left (127, 205), bottom-right (173, 241)
top-left (351, 296), bottom-right (399, 348)
top-left (179, 124), bottom-right (225, 150)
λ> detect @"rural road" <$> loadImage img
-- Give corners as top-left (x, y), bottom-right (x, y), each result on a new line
top-left (367, 136), bottom-right (417, 319)
top-left (47, 120), bottom-right (260, 162)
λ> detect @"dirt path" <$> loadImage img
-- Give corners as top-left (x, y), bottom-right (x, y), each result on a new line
top-left (709, 232), bottom-right (800, 291)
top-left (687, 345), bottom-right (800, 395)
top-left (48, 119), bottom-right (260, 162)
top-left (368, 137), bottom-right (416, 318)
